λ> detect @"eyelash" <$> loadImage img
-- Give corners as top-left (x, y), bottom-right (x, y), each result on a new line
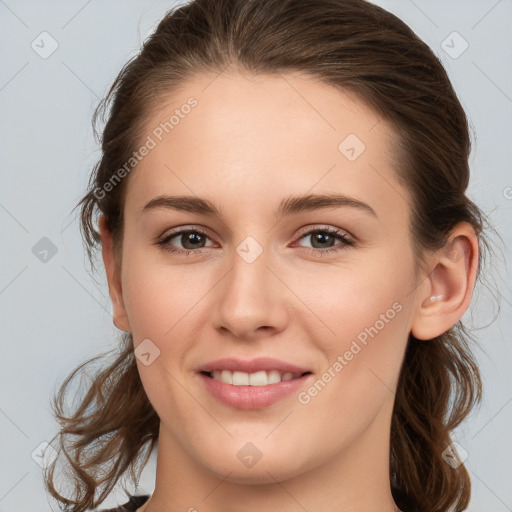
top-left (155, 225), bottom-right (356, 257)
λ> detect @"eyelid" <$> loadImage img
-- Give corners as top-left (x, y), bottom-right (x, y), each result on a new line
top-left (293, 224), bottom-right (353, 241)
top-left (159, 224), bottom-right (215, 240)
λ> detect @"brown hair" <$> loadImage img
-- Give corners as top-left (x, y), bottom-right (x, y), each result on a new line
top-left (44, 1), bottom-right (498, 511)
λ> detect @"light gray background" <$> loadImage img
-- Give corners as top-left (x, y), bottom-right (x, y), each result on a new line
top-left (1, 0), bottom-right (511, 510)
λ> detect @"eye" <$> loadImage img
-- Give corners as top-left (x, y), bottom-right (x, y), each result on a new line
top-left (156, 227), bottom-right (216, 255)
top-left (155, 225), bottom-right (356, 256)
top-left (293, 226), bottom-right (356, 256)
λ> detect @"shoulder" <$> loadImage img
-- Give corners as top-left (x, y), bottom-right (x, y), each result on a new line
top-left (96, 494), bottom-right (151, 512)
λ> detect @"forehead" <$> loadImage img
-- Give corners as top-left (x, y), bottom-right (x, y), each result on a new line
top-left (124, 70), bottom-right (410, 224)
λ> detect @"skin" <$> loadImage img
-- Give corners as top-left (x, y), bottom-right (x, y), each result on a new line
top-left (99, 69), bottom-right (479, 512)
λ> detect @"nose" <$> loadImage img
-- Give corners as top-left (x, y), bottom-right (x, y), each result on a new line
top-left (212, 242), bottom-right (290, 342)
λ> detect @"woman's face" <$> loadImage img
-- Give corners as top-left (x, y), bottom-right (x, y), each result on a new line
top-left (104, 71), bottom-right (423, 483)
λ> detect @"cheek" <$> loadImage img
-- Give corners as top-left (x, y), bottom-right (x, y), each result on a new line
top-left (120, 249), bottom-right (201, 340)
top-left (315, 262), bottom-right (413, 396)
top-left (298, 285), bottom-right (410, 433)
top-left (295, 262), bottom-right (413, 425)
top-left (292, 259), bottom-right (409, 347)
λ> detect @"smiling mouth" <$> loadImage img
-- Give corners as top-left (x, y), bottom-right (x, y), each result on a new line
top-left (201, 370), bottom-right (312, 386)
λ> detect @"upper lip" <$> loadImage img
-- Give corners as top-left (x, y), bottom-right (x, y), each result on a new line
top-left (199, 357), bottom-right (311, 375)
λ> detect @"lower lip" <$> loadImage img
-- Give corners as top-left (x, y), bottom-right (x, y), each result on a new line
top-left (199, 372), bottom-right (313, 410)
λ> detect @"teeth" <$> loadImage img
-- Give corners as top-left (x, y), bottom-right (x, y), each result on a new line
top-left (233, 371), bottom-right (249, 385)
top-left (267, 370), bottom-right (282, 384)
top-left (248, 370), bottom-right (267, 386)
top-left (220, 370), bottom-right (232, 384)
top-left (210, 369), bottom-right (302, 386)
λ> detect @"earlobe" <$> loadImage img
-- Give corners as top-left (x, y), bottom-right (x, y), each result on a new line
top-left (98, 215), bottom-right (131, 332)
top-left (411, 223), bottom-right (479, 341)
top-left (421, 294), bottom-right (445, 307)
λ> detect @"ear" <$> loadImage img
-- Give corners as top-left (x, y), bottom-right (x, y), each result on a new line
top-left (411, 222), bottom-right (479, 340)
top-left (98, 215), bottom-right (131, 332)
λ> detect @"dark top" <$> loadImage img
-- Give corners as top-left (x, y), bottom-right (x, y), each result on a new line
top-left (97, 494), bottom-right (150, 511)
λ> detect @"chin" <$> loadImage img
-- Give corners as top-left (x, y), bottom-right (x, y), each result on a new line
top-left (207, 462), bottom-right (297, 485)
top-left (196, 445), bottom-right (313, 485)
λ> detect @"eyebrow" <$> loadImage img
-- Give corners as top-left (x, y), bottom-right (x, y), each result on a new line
top-left (141, 193), bottom-right (377, 218)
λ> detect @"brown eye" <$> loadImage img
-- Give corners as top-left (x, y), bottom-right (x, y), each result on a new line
top-left (294, 227), bottom-right (355, 255)
top-left (156, 228), bottom-right (215, 255)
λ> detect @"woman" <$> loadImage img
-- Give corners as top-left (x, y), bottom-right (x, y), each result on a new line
top-left (44, 0), bottom-right (494, 511)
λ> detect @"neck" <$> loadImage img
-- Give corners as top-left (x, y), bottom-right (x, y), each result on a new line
top-left (139, 400), bottom-right (401, 512)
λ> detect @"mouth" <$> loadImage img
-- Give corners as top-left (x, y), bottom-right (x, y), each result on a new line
top-left (200, 369), bottom-right (313, 386)
top-left (197, 357), bottom-right (315, 409)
